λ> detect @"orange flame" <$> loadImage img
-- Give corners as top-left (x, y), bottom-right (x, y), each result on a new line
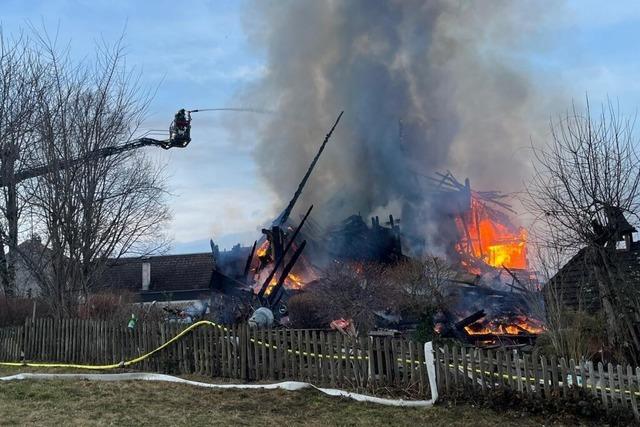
top-left (262, 273), bottom-right (305, 296)
top-left (464, 316), bottom-right (545, 336)
top-left (285, 273), bottom-right (304, 289)
top-left (456, 197), bottom-right (528, 269)
top-left (256, 241), bottom-right (270, 258)
top-left (263, 278), bottom-right (278, 296)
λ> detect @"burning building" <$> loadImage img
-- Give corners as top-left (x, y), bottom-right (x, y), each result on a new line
top-left (226, 117), bottom-right (544, 345)
top-left (204, 1), bottom-right (556, 340)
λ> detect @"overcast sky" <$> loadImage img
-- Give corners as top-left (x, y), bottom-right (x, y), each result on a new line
top-left (3, 0), bottom-right (640, 254)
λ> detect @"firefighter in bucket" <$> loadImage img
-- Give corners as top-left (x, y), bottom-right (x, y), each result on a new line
top-left (166, 108), bottom-right (192, 148)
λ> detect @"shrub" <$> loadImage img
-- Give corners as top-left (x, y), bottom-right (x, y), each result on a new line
top-left (0, 296), bottom-right (53, 327)
top-left (534, 309), bottom-right (606, 362)
top-left (78, 291), bottom-right (135, 320)
top-left (286, 292), bottom-right (325, 329)
top-left (303, 262), bottom-right (401, 334)
top-left (76, 291), bottom-right (166, 324)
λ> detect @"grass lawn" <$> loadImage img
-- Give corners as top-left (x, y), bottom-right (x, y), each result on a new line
top-left (0, 367), bottom-right (565, 426)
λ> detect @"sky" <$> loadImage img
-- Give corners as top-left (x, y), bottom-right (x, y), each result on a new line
top-left (3, 0), bottom-right (640, 254)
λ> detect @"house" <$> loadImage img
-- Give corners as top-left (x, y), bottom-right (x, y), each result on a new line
top-left (97, 245), bottom-right (254, 303)
top-left (96, 248), bottom-right (256, 323)
top-left (546, 211), bottom-right (640, 313)
top-left (10, 237), bottom-right (254, 304)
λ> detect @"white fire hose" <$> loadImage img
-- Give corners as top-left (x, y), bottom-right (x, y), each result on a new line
top-left (1, 343), bottom-right (438, 408)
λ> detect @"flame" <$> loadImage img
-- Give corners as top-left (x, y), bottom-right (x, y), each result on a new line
top-left (456, 197), bottom-right (528, 269)
top-left (464, 315), bottom-right (545, 336)
top-left (263, 278), bottom-right (278, 296)
top-left (262, 273), bottom-right (305, 296)
top-left (285, 273), bottom-right (304, 289)
top-left (256, 241), bottom-right (270, 258)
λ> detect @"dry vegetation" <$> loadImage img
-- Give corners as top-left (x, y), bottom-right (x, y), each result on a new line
top-left (0, 291), bottom-right (169, 327)
top-left (287, 258), bottom-right (451, 335)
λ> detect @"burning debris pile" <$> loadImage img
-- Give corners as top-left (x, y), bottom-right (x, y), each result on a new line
top-left (418, 172), bottom-right (543, 346)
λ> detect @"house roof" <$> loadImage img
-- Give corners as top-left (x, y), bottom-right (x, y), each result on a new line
top-left (99, 252), bottom-right (217, 292)
top-left (97, 246), bottom-right (254, 296)
top-left (546, 242), bottom-right (640, 312)
top-left (13, 236), bottom-right (254, 299)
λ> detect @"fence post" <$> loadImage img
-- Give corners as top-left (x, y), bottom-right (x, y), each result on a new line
top-left (366, 335), bottom-right (374, 387)
top-left (513, 350), bottom-right (522, 393)
top-left (240, 323), bottom-right (248, 380)
top-left (424, 341), bottom-right (438, 402)
top-left (443, 344), bottom-right (450, 394)
top-left (22, 318), bottom-right (29, 362)
top-left (627, 365), bottom-right (638, 419)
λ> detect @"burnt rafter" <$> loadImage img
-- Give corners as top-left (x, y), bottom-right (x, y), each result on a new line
top-left (272, 111), bottom-right (343, 227)
top-left (269, 240), bottom-right (307, 307)
top-left (258, 205), bottom-right (314, 299)
top-left (243, 240), bottom-right (257, 282)
top-left (455, 309), bottom-right (486, 330)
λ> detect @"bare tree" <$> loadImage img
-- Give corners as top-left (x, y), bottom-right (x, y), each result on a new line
top-left (526, 99), bottom-right (640, 363)
top-left (0, 30), bottom-right (46, 295)
top-left (527, 240), bottom-right (605, 361)
top-left (20, 33), bottom-right (170, 316)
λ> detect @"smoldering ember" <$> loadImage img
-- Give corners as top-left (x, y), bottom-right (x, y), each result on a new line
top-left (2, 2), bottom-right (640, 425)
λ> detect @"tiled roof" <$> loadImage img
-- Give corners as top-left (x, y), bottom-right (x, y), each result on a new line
top-left (546, 242), bottom-right (640, 312)
top-left (99, 252), bottom-right (216, 292)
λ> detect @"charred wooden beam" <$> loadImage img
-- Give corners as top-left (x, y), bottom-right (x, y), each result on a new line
top-left (455, 309), bottom-right (486, 330)
top-left (272, 112), bottom-right (343, 226)
top-left (209, 239), bottom-right (219, 269)
top-left (258, 205), bottom-right (313, 298)
top-left (501, 265), bottom-right (529, 293)
top-left (268, 240), bottom-right (307, 307)
top-left (271, 226), bottom-right (284, 262)
top-left (243, 240), bottom-right (257, 282)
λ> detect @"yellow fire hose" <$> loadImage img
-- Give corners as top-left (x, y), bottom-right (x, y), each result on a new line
top-left (0, 320), bottom-right (222, 370)
top-left (0, 320), bottom-right (381, 370)
top-left (0, 319), bottom-right (401, 370)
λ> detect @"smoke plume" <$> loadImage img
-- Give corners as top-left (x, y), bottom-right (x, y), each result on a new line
top-left (238, 0), bottom-right (559, 251)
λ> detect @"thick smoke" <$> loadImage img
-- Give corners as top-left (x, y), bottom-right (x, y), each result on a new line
top-left (238, 0), bottom-right (558, 253)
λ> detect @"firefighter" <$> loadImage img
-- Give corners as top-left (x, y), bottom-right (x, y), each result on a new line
top-left (174, 109), bottom-right (189, 131)
top-left (169, 108), bottom-right (191, 148)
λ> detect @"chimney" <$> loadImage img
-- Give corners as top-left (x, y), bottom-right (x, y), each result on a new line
top-left (142, 260), bottom-right (151, 291)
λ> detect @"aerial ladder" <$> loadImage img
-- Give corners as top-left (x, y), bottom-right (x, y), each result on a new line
top-left (0, 109), bottom-right (194, 187)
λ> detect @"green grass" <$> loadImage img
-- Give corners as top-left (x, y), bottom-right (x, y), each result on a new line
top-left (0, 367), bottom-right (566, 426)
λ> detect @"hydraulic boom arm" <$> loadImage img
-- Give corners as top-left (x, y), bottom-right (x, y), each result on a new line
top-left (0, 137), bottom-right (184, 188)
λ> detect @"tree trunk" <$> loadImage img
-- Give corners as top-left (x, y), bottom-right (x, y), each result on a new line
top-left (592, 246), bottom-right (640, 365)
top-left (0, 148), bottom-right (18, 296)
top-left (0, 232), bottom-right (8, 295)
top-left (5, 179), bottom-right (18, 294)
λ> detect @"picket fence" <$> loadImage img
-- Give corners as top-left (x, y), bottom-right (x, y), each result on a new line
top-left (0, 318), bottom-right (430, 395)
top-left (436, 344), bottom-right (640, 419)
top-left (3, 319), bottom-right (638, 419)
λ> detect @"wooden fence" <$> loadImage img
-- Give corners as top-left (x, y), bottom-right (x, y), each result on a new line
top-left (436, 344), bottom-right (640, 419)
top-left (5, 319), bottom-right (638, 418)
top-left (0, 318), bottom-right (430, 396)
